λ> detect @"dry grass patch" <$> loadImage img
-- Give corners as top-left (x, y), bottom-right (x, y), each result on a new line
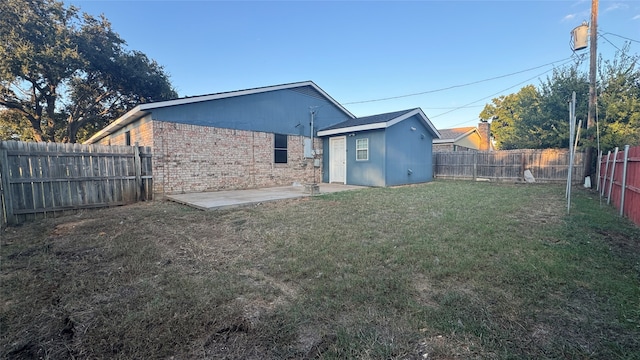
top-left (2, 181), bottom-right (639, 359)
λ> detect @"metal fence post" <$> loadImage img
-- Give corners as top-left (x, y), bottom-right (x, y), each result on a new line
top-left (607, 147), bottom-right (619, 205)
top-left (601, 151), bottom-right (611, 197)
top-left (596, 150), bottom-right (602, 192)
top-left (619, 145), bottom-right (630, 217)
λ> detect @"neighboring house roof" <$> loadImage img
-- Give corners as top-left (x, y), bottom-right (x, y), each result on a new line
top-left (432, 127), bottom-right (477, 144)
top-left (84, 81), bottom-right (355, 144)
top-left (317, 108), bottom-right (441, 138)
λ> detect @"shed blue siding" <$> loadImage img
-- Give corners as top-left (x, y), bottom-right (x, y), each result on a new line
top-left (384, 115), bottom-right (434, 186)
top-left (150, 87), bottom-right (350, 136)
top-left (346, 130), bottom-right (386, 187)
top-left (322, 138), bottom-right (329, 183)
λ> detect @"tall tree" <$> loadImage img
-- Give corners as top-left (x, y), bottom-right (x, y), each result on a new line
top-left (481, 50), bottom-right (640, 150)
top-left (537, 65), bottom-right (589, 148)
top-left (0, 0), bottom-right (177, 143)
top-left (596, 46), bottom-right (640, 150)
top-left (480, 92), bottom-right (520, 150)
top-left (480, 62), bottom-right (590, 149)
top-left (480, 85), bottom-right (547, 149)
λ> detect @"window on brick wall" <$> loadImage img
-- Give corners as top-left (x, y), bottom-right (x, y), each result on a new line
top-left (125, 131), bottom-right (131, 146)
top-left (274, 133), bottom-right (287, 163)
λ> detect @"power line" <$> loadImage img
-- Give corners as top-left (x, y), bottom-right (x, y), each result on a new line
top-left (600, 32), bottom-right (640, 44)
top-left (422, 104), bottom-right (484, 110)
top-left (343, 56), bottom-right (574, 105)
top-left (440, 117), bottom-right (484, 128)
top-left (599, 33), bottom-right (622, 52)
top-left (430, 58), bottom-right (577, 119)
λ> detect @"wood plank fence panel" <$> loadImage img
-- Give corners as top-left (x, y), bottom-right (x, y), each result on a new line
top-left (0, 141), bottom-right (152, 226)
top-left (434, 149), bottom-right (584, 183)
top-left (599, 145), bottom-right (640, 227)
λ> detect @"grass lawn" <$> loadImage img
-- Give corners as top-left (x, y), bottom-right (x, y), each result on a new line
top-left (1, 181), bottom-right (639, 359)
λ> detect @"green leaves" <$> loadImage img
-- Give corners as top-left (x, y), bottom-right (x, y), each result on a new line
top-left (0, 0), bottom-right (177, 143)
top-left (481, 48), bottom-right (640, 150)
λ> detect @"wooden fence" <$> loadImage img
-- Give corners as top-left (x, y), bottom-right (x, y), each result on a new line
top-left (433, 149), bottom-right (585, 183)
top-left (598, 145), bottom-right (640, 227)
top-left (1, 141), bottom-right (152, 226)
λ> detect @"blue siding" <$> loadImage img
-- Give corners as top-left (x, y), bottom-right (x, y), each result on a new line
top-left (149, 87), bottom-right (351, 137)
top-left (385, 115), bottom-right (434, 186)
top-left (322, 138), bottom-right (330, 183)
top-left (346, 130), bottom-right (386, 187)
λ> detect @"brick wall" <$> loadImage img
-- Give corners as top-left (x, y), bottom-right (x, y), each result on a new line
top-left (433, 143), bottom-right (475, 152)
top-left (477, 121), bottom-right (491, 151)
top-left (433, 143), bottom-right (455, 152)
top-left (152, 121), bottom-right (322, 194)
top-left (95, 117), bottom-right (154, 147)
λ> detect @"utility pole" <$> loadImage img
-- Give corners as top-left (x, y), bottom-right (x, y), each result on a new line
top-left (584, 0), bottom-right (598, 182)
top-left (588, 0), bottom-right (598, 129)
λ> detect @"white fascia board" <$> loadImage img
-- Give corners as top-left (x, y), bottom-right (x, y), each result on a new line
top-left (432, 128), bottom-right (476, 143)
top-left (454, 128), bottom-right (477, 142)
top-left (83, 106), bottom-right (148, 144)
top-left (144, 82), bottom-right (313, 108)
top-left (129, 81), bottom-right (355, 119)
top-left (85, 81), bottom-right (355, 144)
top-left (388, 108), bottom-right (441, 139)
top-left (318, 109), bottom-right (443, 138)
top-left (304, 82), bottom-right (356, 119)
top-left (415, 108), bottom-right (441, 139)
top-left (317, 122), bottom-right (387, 136)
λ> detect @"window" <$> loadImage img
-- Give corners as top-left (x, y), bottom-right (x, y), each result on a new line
top-left (125, 131), bottom-right (131, 146)
top-left (274, 134), bottom-right (288, 163)
top-left (356, 138), bottom-right (368, 161)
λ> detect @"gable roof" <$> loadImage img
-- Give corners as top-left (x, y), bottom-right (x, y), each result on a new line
top-left (432, 126), bottom-right (477, 144)
top-left (317, 108), bottom-right (441, 138)
top-left (84, 81), bottom-right (355, 144)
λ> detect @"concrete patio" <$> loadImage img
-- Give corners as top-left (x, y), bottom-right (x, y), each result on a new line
top-left (165, 183), bottom-right (366, 210)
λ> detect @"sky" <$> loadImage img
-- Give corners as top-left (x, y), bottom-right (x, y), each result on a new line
top-left (67, 0), bottom-right (640, 130)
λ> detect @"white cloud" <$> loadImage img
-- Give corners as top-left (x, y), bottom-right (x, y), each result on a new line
top-left (605, 3), bottom-right (629, 12)
top-left (563, 14), bottom-right (577, 22)
top-left (633, 14), bottom-right (640, 20)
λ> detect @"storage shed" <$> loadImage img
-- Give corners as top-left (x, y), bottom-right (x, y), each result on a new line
top-left (317, 108), bottom-right (440, 187)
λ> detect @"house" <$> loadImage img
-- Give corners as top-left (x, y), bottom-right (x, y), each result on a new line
top-left (433, 122), bottom-right (492, 151)
top-left (84, 81), bottom-right (355, 195)
top-left (317, 108), bottom-right (440, 187)
top-left (85, 81), bottom-right (440, 194)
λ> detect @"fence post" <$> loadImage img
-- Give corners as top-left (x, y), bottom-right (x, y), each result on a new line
top-left (0, 147), bottom-right (16, 225)
top-left (619, 145), bottom-right (630, 217)
top-left (596, 150), bottom-right (602, 192)
top-left (473, 152), bottom-right (477, 181)
top-left (601, 151), bottom-right (611, 197)
top-left (134, 144), bottom-right (142, 201)
top-left (607, 147), bottom-right (619, 205)
top-left (521, 152), bottom-right (526, 182)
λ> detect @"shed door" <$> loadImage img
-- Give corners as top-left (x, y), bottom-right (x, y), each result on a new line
top-left (329, 136), bottom-right (346, 183)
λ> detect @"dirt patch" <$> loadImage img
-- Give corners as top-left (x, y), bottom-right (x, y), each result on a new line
top-left (506, 193), bottom-right (565, 228)
top-left (413, 273), bottom-right (441, 309)
top-left (49, 219), bottom-right (95, 237)
top-left (416, 333), bottom-right (482, 359)
top-left (597, 228), bottom-right (640, 258)
top-left (2, 184), bottom-right (639, 359)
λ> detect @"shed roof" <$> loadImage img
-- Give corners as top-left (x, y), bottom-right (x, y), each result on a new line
top-left (317, 108), bottom-right (441, 138)
top-left (84, 81), bottom-right (355, 144)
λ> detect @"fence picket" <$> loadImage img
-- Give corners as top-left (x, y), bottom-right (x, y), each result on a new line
top-left (433, 149), bottom-right (584, 183)
top-left (1, 141), bottom-right (152, 226)
top-left (599, 144), bottom-right (640, 227)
